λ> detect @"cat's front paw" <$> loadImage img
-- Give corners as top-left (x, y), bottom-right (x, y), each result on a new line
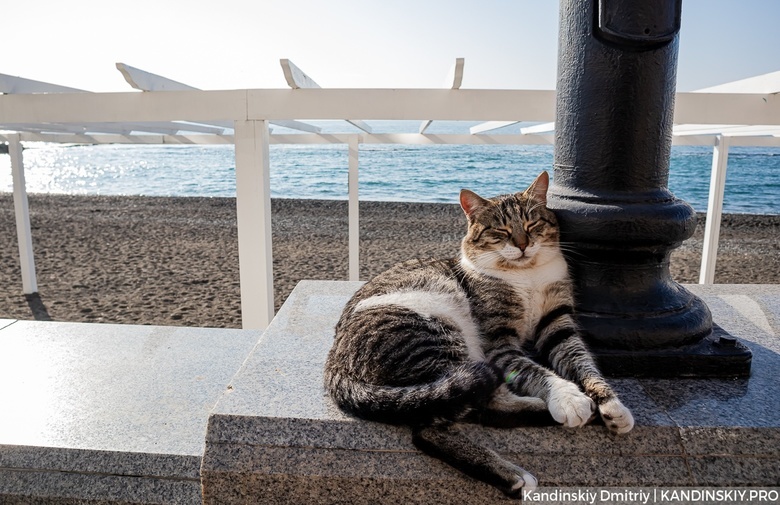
top-left (508, 468), bottom-right (538, 496)
top-left (599, 397), bottom-right (634, 435)
top-left (547, 380), bottom-right (595, 428)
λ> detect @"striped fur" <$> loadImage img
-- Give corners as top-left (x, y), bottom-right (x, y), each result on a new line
top-left (324, 172), bottom-right (633, 497)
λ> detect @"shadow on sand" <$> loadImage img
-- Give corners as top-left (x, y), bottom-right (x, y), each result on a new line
top-left (25, 293), bottom-right (52, 321)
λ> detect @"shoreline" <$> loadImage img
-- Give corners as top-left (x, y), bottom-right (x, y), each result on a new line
top-left (1, 193), bottom-right (778, 328)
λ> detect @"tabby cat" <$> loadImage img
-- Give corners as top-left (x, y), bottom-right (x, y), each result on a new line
top-left (324, 171), bottom-right (634, 498)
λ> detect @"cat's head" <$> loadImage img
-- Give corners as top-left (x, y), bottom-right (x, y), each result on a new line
top-left (459, 171), bottom-right (561, 272)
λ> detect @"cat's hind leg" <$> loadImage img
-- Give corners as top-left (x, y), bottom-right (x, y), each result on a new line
top-left (412, 423), bottom-right (536, 498)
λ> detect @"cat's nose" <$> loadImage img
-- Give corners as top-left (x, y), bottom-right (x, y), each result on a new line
top-left (513, 234), bottom-right (529, 251)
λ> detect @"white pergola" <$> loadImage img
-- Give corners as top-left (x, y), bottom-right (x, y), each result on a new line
top-left (1, 60), bottom-right (779, 329)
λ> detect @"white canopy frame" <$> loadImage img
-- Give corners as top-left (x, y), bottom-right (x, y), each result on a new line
top-left (2, 61), bottom-right (779, 328)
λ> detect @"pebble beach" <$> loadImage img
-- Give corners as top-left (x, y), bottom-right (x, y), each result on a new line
top-left (1, 194), bottom-right (778, 328)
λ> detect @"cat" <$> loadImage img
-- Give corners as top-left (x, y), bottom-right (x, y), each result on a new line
top-left (323, 171), bottom-right (634, 498)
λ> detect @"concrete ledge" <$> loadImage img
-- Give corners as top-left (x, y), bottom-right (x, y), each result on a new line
top-left (0, 321), bottom-right (261, 504)
top-left (202, 281), bottom-right (780, 504)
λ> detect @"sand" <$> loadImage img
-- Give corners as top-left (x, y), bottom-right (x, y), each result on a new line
top-left (1, 194), bottom-right (778, 328)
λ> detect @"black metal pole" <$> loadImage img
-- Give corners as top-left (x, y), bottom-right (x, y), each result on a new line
top-left (547, 0), bottom-right (751, 377)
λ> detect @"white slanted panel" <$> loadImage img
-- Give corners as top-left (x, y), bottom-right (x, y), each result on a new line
top-left (116, 63), bottom-right (196, 92)
top-left (117, 62), bottom-right (319, 134)
top-left (470, 121), bottom-right (519, 134)
top-left (520, 122), bottom-right (555, 135)
top-left (280, 59), bottom-right (372, 133)
top-left (419, 58), bottom-right (464, 134)
top-left (695, 70), bottom-right (780, 94)
top-left (280, 59), bottom-right (320, 90)
top-left (470, 120), bottom-right (556, 135)
top-left (0, 73), bottom-right (83, 94)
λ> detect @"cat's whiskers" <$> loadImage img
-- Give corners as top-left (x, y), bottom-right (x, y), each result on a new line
top-left (554, 242), bottom-right (587, 258)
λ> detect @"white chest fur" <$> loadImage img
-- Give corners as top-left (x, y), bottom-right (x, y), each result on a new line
top-left (463, 253), bottom-right (570, 339)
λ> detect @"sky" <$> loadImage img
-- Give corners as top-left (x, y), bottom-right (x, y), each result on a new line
top-left (2, 0), bottom-right (779, 93)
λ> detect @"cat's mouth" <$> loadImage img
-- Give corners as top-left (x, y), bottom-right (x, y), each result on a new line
top-left (501, 249), bottom-right (530, 262)
top-left (500, 252), bottom-right (534, 267)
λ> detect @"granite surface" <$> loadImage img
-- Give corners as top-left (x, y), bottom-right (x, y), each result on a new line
top-left (0, 320), bottom-right (261, 504)
top-left (200, 281), bottom-right (780, 503)
top-left (3, 282), bottom-right (778, 503)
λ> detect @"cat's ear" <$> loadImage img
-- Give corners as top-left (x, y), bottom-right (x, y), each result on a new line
top-left (523, 171), bottom-right (549, 205)
top-left (460, 189), bottom-right (488, 218)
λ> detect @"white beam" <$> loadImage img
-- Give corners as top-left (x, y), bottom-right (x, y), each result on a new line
top-left (0, 120), bottom-right (226, 135)
top-left (234, 120), bottom-right (275, 329)
top-left (7, 135), bottom-right (38, 294)
top-left (0, 70), bottom-right (229, 135)
top-left (699, 135), bottom-right (731, 285)
top-left (0, 132), bottom-right (235, 145)
top-left (2, 88), bottom-right (778, 125)
top-left (3, 131), bottom-right (779, 148)
top-left (673, 92), bottom-right (780, 125)
top-left (420, 58), bottom-right (465, 134)
top-left (247, 89), bottom-right (557, 122)
top-left (280, 59), bottom-right (372, 133)
top-left (117, 62), bottom-right (318, 134)
top-left (674, 71), bottom-right (780, 138)
top-left (674, 124), bottom-right (780, 137)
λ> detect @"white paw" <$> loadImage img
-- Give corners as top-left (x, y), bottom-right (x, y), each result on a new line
top-left (510, 471), bottom-right (538, 493)
top-left (599, 397), bottom-right (634, 435)
top-left (547, 380), bottom-right (595, 428)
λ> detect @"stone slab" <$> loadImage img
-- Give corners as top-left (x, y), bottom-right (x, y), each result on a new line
top-left (203, 281), bottom-right (780, 502)
top-left (0, 320), bottom-right (261, 504)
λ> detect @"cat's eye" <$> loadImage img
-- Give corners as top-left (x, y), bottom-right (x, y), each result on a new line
top-left (487, 228), bottom-right (510, 243)
top-left (526, 221), bottom-right (544, 234)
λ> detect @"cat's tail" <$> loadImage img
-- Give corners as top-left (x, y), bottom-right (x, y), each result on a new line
top-left (324, 361), bottom-right (502, 425)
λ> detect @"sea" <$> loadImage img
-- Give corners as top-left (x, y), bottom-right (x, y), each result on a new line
top-left (2, 121), bottom-right (779, 215)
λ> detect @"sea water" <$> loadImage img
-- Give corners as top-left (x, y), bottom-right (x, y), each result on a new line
top-left (2, 121), bottom-right (779, 215)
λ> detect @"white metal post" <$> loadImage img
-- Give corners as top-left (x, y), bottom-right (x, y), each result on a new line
top-left (348, 137), bottom-right (360, 281)
top-left (234, 120), bottom-right (274, 329)
top-left (699, 135), bottom-right (730, 284)
top-left (8, 135), bottom-right (38, 294)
